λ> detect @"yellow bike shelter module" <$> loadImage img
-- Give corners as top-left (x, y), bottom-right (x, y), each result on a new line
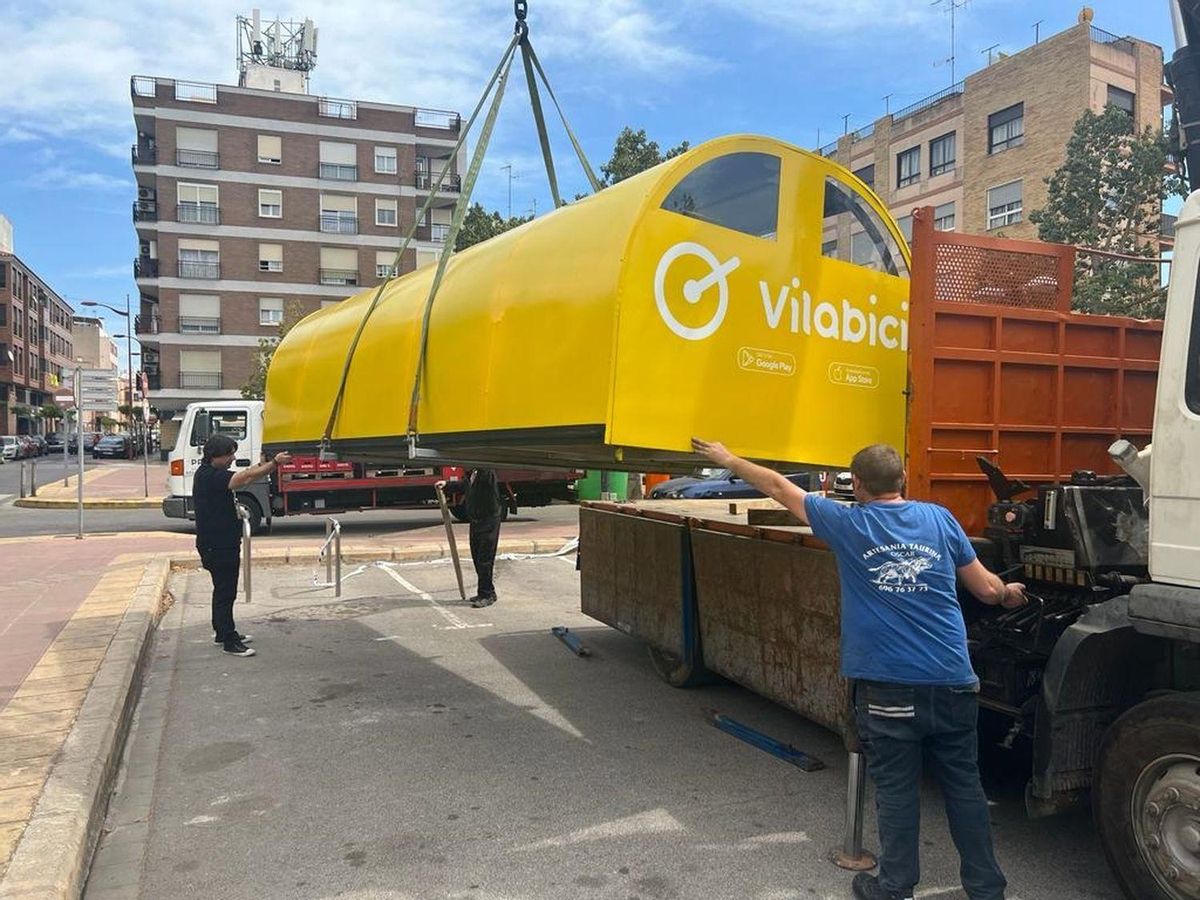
top-left (263, 135), bottom-right (912, 471)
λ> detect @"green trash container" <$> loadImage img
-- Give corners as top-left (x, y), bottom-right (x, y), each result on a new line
top-left (576, 470), bottom-right (630, 501)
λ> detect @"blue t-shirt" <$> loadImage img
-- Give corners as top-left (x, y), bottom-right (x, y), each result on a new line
top-left (804, 494), bottom-right (978, 685)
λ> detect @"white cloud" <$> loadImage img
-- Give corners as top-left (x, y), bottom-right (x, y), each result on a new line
top-left (700, 0), bottom-right (940, 33)
top-left (23, 166), bottom-right (129, 191)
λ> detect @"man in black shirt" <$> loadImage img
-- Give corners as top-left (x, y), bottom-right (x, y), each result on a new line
top-left (193, 434), bottom-right (290, 657)
top-left (465, 469), bottom-right (503, 608)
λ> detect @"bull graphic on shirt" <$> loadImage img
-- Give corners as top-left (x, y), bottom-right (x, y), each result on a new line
top-left (869, 551), bottom-right (935, 587)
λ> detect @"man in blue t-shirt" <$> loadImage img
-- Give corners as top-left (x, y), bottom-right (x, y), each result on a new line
top-left (692, 438), bottom-right (1025, 900)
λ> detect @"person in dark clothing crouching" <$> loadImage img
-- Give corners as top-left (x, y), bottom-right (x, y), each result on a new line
top-left (465, 468), bottom-right (504, 608)
top-left (193, 434), bottom-right (290, 657)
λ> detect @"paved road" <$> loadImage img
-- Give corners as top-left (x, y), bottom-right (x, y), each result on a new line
top-left (87, 558), bottom-right (1121, 900)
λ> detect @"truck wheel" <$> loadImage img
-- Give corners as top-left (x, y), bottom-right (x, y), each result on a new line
top-left (1094, 693), bottom-right (1200, 900)
top-left (237, 496), bottom-right (265, 536)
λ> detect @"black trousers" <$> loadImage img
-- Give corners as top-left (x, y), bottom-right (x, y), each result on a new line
top-left (468, 516), bottom-right (501, 598)
top-left (200, 546), bottom-right (241, 643)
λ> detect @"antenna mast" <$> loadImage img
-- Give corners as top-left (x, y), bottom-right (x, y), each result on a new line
top-left (236, 9), bottom-right (318, 93)
top-left (932, 0), bottom-right (970, 85)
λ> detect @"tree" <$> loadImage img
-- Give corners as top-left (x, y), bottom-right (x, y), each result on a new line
top-left (600, 127), bottom-right (690, 186)
top-left (1029, 105), bottom-right (1185, 318)
top-left (241, 300), bottom-right (309, 400)
top-left (455, 203), bottom-right (531, 251)
top-left (41, 404), bottom-right (64, 430)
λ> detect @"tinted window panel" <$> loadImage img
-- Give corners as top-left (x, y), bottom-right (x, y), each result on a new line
top-left (662, 152), bottom-right (780, 239)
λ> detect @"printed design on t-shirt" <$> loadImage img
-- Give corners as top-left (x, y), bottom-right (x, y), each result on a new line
top-left (862, 543), bottom-right (942, 593)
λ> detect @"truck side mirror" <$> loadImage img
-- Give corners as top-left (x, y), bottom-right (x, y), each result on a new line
top-left (191, 411), bottom-right (211, 446)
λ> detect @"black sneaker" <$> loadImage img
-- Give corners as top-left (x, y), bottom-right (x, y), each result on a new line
top-left (214, 632), bottom-right (253, 644)
top-left (852, 874), bottom-right (913, 900)
top-left (470, 595), bottom-right (497, 608)
top-left (223, 640), bottom-right (256, 658)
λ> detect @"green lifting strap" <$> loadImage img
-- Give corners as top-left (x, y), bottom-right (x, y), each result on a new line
top-left (521, 37), bottom-right (562, 209)
top-left (316, 33), bottom-right (521, 456)
top-left (406, 47), bottom-right (515, 440)
top-left (523, 39), bottom-right (603, 194)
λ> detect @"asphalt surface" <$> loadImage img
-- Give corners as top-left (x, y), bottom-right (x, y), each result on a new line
top-left (87, 557), bottom-right (1122, 900)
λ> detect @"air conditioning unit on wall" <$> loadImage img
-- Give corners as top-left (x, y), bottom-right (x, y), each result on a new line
top-left (137, 186), bottom-right (157, 201)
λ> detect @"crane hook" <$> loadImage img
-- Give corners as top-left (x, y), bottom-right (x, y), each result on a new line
top-left (514, 0), bottom-right (529, 37)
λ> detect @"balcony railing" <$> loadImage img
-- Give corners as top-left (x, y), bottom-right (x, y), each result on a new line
top-left (319, 213), bottom-right (358, 234)
top-left (134, 257), bottom-right (158, 278)
top-left (132, 201), bottom-right (158, 222)
top-left (135, 313), bottom-right (161, 335)
top-left (414, 108), bottom-right (461, 131)
top-left (431, 223), bottom-right (451, 243)
top-left (415, 171), bottom-right (461, 192)
top-left (319, 268), bottom-right (359, 286)
top-left (174, 80), bottom-right (218, 103)
top-left (179, 316), bottom-right (221, 334)
top-left (177, 149), bottom-right (219, 168)
top-left (131, 144), bottom-right (157, 165)
top-left (179, 372), bottom-right (221, 390)
top-left (892, 81), bottom-right (965, 124)
top-left (319, 163), bottom-right (358, 181)
top-left (131, 75), bottom-right (157, 98)
top-left (178, 202), bottom-right (220, 225)
top-left (1090, 25), bottom-right (1136, 54)
top-left (318, 97), bottom-right (357, 119)
top-left (178, 259), bottom-right (220, 279)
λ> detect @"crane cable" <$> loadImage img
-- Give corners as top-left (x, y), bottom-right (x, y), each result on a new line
top-left (315, 2), bottom-right (599, 458)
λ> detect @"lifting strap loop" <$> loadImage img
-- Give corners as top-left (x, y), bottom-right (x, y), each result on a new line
top-left (521, 37), bottom-right (563, 209)
top-left (406, 46), bottom-right (516, 440)
top-left (523, 40), bottom-right (603, 194)
top-left (316, 33), bottom-right (521, 455)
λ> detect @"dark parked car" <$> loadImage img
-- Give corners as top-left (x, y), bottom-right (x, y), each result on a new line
top-left (28, 435), bottom-right (48, 456)
top-left (668, 470), bottom-right (817, 500)
top-left (93, 434), bottom-right (135, 460)
top-left (45, 432), bottom-right (65, 451)
top-left (68, 432), bottom-right (101, 454)
top-left (649, 468), bottom-right (729, 499)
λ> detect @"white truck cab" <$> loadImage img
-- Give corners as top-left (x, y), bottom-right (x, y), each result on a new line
top-left (163, 400), bottom-right (271, 531)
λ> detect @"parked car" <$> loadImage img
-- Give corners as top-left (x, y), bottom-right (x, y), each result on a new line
top-left (68, 432), bottom-right (101, 454)
top-left (27, 435), bottom-right (48, 456)
top-left (667, 470), bottom-right (817, 500)
top-left (93, 434), bottom-right (135, 460)
top-left (0, 436), bottom-right (19, 461)
top-left (831, 471), bottom-right (855, 499)
top-left (44, 432), bottom-right (65, 452)
top-left (16, 435), bottom-right (36, 458)
top-left (649, 468), bottom-right (729, 499)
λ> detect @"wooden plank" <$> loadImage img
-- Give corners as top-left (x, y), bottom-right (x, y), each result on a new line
top-left (746, 509), bottom-right (803, 527)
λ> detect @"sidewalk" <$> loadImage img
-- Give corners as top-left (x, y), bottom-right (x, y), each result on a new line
top-left (14, 462), bottom-right (167, 510)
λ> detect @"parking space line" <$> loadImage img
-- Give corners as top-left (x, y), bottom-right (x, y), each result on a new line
top-left (378, 566), bottom-right (491, 630)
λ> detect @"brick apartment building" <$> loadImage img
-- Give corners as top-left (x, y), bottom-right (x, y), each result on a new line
top-left (130, 52), bottom-right (463, 438)
top-left (819, 9), bottom-right (1168, 248)
top-left (0, 217), bottom-right (76, 436)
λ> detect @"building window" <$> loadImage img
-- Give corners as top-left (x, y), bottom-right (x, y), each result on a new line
top-left (319, 247), bottom-right (358, 285)
top-left (259, 297), bottom-right (284, 326)
top-left (258, 243), bottom-right (283, 273)
top-left (375, 146), bottom-right (397, 174)
top-left (987, 181), bottom-right (1023, 229)
top-left (257, 134), bottom-right (282, 164)
top-left (177, 182), bottom-right (219, 224)
top-left (258, 189), bottom-right (283, 218)
top-left (929, 133), bottom-right (956, 176)
top-left (896, 147), bottom-right (920, 188)
top-left (319, 141), bottom-right (358, 180)
top-left (933, 201), bottom-right (956, 231)
top-left (175, 126), bottom-right (219, 168)
top-left (896, 215), bottom-right (913, 243)
top-left (661, 152), bottom-right (781, 239)
top-left (1107, 85), bottom-right (1135, 117)
top-left (988, 103), bottom-right (1024, 154)
top-left (376, 251), bottom-right (397, 279)
top-left (376, 198), bottom-right (398, 226)
top-left (821, 177), bottom-right (909, 278)
top-left (178, 294), bottom-right (220, 334)
top-left (852, 164), bottom-right (875, 188)
top-left (178, 241), bottom-right (220, 279)
top-left (319, 194), bottom-right (358, 234)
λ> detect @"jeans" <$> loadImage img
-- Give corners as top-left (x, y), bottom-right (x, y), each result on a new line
top-left (469, 516), bottom-right (501, 599)
top-left (854, 680), bottom-right (1007, 900)
top-left (200, 546), bottom-right (241, 643)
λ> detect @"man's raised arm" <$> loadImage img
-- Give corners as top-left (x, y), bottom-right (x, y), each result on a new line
top-left (691, 437), bottom-right (810, 525)
top-left (230, 451), bottom-right (292, 490)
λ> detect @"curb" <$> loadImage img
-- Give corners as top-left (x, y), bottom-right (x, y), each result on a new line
top-left (0, 557), bottom-right (171, 900)
top-left (14, 498), bottom-right (165, 510)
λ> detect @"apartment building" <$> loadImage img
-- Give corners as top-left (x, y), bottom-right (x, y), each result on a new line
top-left (71, 315), bottom-right (121, 429)
top-left (0, 218), bottom-right (76, 436)
top-left (130, 65), bottom-right (464, 434)
top-left (819, 9), bottom-right (1168, 249)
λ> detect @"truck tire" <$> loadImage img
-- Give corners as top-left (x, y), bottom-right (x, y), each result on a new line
top-left (1094, 693), bottom-right (1200, 900)
top-left (236, 495), bottom-right (265, 536)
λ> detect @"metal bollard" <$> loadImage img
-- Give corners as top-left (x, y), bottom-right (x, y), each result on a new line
top-left (18, 462), bottom-right (25, 500)
top-left (830, 749), bottom-right (877, 870)
top-left (30, 459), bottom-right (36, 497)
top-left (324, 517), bottom-right (342, 597)
top-left (239, 505), bottom-right (253, 604)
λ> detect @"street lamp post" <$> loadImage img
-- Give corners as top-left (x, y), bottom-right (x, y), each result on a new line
top-left (81, 295), bottom-right (149, 498)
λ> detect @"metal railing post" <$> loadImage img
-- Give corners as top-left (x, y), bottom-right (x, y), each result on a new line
top-left (334, 520), bottom-right (342, 598)
top-left (30, 459), bottom-right (36, 497)
top-left (18, 462), bottom-right (26, 499)
top-left (830, 749), bottom-right (877, 870)
top-left (239, 504), bottom-right (252, 604)
top-left (325, 518), bottom-right (333, 585)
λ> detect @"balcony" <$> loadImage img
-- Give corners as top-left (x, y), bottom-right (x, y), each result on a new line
top-left (177, 149), bottom-right (219, 168)
top-left (414, 108), bottom-right (461, 131)
top-left (179, 372), bottom-right (221, 390)
top-left (319, 163), bottom-right (358, 181)
top-left (132, 201), bottom-right (158, 223)
top-left (178, 259), bottom-right (220, 280)
top-left (174, 80), bottom-right (218, 103)
top-left (131, 75), bottom-right (157, 98)
top-left (131, 144), bottom-right (157, 165)
top-left (431, 223), bottom-right (451, 243)
top-left (415, 171), bottom-right (461, 192)
top-left (135, 313), bottom-right (161, 335)
top-left (319, 213), bottom-right (358, 234)
top-left (179, 316), bottom-right (221, 335)
top-left (319, 269), bottom-right (359, 286)
top-left (178, 202), bottom-right (220, 225)
top-left (145, 372), bottom-right (162, 391)
top-left (134, 257), bottom-right (159, 278)
top-left (318, 97), bottom-right (357, 120)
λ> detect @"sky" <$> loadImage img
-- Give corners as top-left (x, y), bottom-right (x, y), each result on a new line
top-left (0, 0), bottom-right (1177, 373)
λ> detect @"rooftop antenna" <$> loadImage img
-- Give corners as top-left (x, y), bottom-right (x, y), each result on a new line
top-left (1033, 19), bottom-right (1044, 43)
top-left (500, 163), bottom-right (518, 219)
top-left (981, 42), bottom-right (1001, 66)
top-left (883, 93), bottom-right (893, 114)
top-left (236, 9), bottom-right (318, 93)
top-left (842, 113), bottom-right (851, 135)
top-left (932, 0), bottom-right (970, 84)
